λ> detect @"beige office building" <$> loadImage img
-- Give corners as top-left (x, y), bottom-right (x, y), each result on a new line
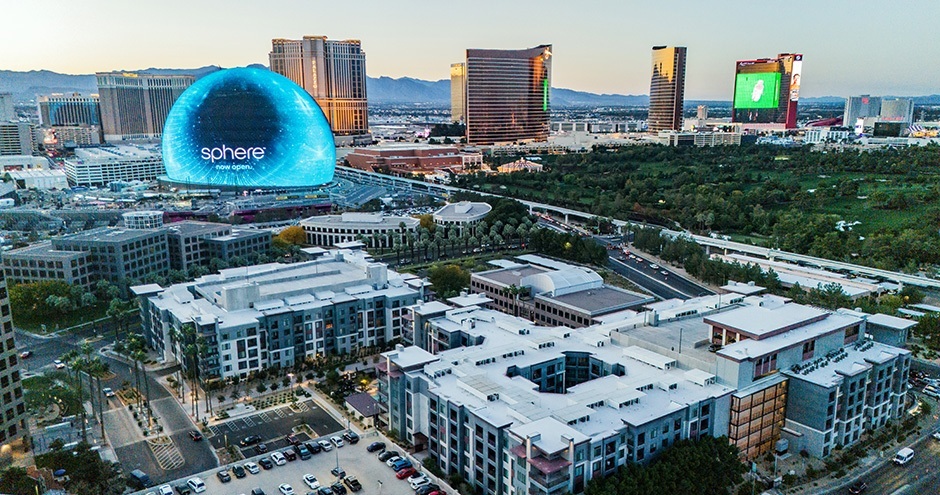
top-left (96, 72), bottom-right (193, 142)
top-left (269, 36), bottom-right (370, 141)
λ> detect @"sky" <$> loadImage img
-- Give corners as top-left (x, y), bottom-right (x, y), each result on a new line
top-left (2, 0), bottom-right (939, 99)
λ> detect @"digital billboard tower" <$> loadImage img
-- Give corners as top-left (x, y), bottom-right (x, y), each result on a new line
top-left (162, 67), bottom-right (336, 189)
top-left (731, 53), bottom-right (802, 129)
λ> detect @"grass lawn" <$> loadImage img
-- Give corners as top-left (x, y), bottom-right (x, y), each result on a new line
top-left (23, 371), bottom-right (83, 419)
top-left (12, 301), bottom-right (110, 334)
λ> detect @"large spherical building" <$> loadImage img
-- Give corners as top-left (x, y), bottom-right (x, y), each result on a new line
top-left (162, 67), bottom-right (336, 188)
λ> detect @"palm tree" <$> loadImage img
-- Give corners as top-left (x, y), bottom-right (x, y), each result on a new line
top-left (86, 357), bottom-right (109, 439)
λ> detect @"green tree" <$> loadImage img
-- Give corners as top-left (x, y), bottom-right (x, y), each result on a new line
top-left (428, 264), bottom-right (471, 299)
top-left (0, 466), bottom-right (40, 495)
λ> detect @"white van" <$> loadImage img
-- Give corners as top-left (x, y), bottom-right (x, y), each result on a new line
top-left (893, 447), bottom-right (914, 465)
top-left (187, 477), bottom-right (206, 493)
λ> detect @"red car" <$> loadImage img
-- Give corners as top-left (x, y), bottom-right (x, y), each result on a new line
top-left (396, 468), bottom-right (416, 480)
top-left (189, 430), bottom-right (203, 441)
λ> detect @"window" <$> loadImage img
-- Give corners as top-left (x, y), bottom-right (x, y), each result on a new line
top-left (802, 340), bottom-right (816, 360)
top-left (753, 353), bottom-right (778, 379)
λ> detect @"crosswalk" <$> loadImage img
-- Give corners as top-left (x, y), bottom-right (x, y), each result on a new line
top-left (148, 436), bottom-right (185, 470)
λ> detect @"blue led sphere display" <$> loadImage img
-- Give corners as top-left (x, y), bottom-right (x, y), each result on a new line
top-left (162, 67), bottom-right (336, 188)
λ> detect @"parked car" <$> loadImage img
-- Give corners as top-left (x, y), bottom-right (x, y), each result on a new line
top-left (231, 464), bottom-right (246, 478)
top-left (385, 456), bottom-right (402, 467)
top-left (343, 476), bottom-right (362, 492)
top-left (241, 435), bottom-right (262, 446)
top-left (342, 431), bottom-right (360, 444)
top-left (293, 443), bottom-right (311, 460)
top-left (410, 477), bottom-right (430, 490)
top-left (271, 452), bottom-right (287, 466)
top-left (317, 487), bottom-right (334, 495)
top-left (258, 458), bottom-right (274, 470)
top-left (255, 443), bottom-right (269, 454)
top-left (378, 451), bottom-right (400, 462)
top-left (318, 439), bottom-right (333, 451)
top-left (331, 482), bottom-right (347, 495)
top-left (244, 462), bottom-right (260, 474)
top-left (303, 474), bottom-right (320, 489)
top-left (189, 431), bottom-right (203, 441)
top-left (157, 485), bottom-right (174, 495)
top-left (367, 441), bottom-right (386, 453)
top-left (306, 441), bottom-right (322, 454)
top-left (330, 435), bottom-right (344, 448)
top-left (186, 477), bottom-right (206, 494)
top-left (283, 449), bottom-right (297, 461)
top-left (848, 481), bottom-right (868, 494)
top-left (416, 484), bottom-right (441, 495)
top-left (216, 470), bottom-right (231, 483)
top-left (287, 434), bottom-right (300, 445)
top-left (392, 459), bottom-right (413, 472)
top-left (174, 484), bottom-right (191, 495)
top-left (396, 468), bottom-right (417, 480)
top-left (331, 467), bottom-right (346, 478)
top-left (278, 484), bottom-right (295, 495)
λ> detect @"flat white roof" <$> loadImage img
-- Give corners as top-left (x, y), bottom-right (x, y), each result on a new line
top-left (866, 313), bottom-right (917, 330)
top-left (705, 302), bottom-right (827, 338)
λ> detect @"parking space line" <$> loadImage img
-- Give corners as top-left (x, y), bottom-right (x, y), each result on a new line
top-left (243, 417), bottom-right (254, 427)
top-left (208, 425), bottom-right (221, 436)
top-left (275, 408), bottom-right (287, 418)
top-left (259, 412), bottom-right (272, 422)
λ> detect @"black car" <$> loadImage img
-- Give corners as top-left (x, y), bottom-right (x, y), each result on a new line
top-left (293, 443), bottom-right (312, 460)
top-left (231, 464), bottom-right (247, 478)
top-left (343, 476), bottom-right (362, 492)
top-left (318, 488), bottom-right (334, 495)
top-left (258, 458), bottom-right (274, 470)
top-left (416, 485), bottom-right (440, 495)
top-left (342, 431), bottom-right (360, 444)
top-left (366, 441), bottom-right (385, 453)
top-left (240, 435), bottom-right (262, 446)
top-left (331, 482), bottom-right (347, 495)
top-left (255, 443), bottom-right (269, 454)
top-left (283, 449), bottom-right (297, 461)
top-left (305, 441), bottom-right (322, 454)
top-left (848, 482), bottom-right (868, 495)
top-left (378, 450), bottom-right (399, 462)
top-left (217, 470), bottom-right (232, 483)
top-left (175, 484), bottom-right (192, 495)
top-left (331, 467), bottom-right (346, 478)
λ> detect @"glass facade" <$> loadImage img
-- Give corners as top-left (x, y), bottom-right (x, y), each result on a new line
top-left (729, 379), bottom-right (788, 459)
top-left (648, 46), bottom-right (687, 132)
top-left (38, 95), bottom-right (101, 126)
top-left (465, 45), bottom-right (552, 145)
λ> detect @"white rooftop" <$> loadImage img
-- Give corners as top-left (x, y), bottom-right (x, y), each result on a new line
top-left (433, 201), bottom-right (492, 221)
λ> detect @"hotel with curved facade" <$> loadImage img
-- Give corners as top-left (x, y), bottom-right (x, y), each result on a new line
top-left (464, 45), bottom-right (552, 145)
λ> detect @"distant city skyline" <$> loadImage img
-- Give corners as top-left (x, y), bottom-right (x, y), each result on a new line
top-left (1, 1), bottom-right (938, 99)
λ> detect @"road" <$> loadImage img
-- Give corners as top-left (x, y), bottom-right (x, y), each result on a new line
top-left (843, 433), bottom-right (940, 495)
top-left (16, 326), bottom-right (217, 484)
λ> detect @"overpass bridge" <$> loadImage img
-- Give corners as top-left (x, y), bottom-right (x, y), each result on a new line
top-left (336, 166), bottom-right (940, 289)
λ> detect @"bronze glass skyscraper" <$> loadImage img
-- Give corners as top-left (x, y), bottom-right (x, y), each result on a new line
top-left (450, 63), bottom-right (466, 123)
top-left (96, 73), bottom-right (193, 142)
top-left (648, 46), bottom-right (687, 132)
top-left (269, 36), bottom-right (369, 140)
top-left (465, 45), bottom-right (552, 145)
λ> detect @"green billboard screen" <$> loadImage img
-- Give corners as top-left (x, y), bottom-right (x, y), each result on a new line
top-left (733, 72), bottom-right (781, 109)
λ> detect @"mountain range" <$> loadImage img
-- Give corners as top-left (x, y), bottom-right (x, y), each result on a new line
top-left (3, 66), bottom-right (940, 107)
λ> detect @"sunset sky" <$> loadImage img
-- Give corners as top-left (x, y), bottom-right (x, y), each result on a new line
top-left (2, 0), bottom-right (938, 99)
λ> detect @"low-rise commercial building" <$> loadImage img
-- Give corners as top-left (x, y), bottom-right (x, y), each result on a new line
top-left (134, 250), bottom-right (423, 383)
top-left (432, 201), bottom-right (491, 236)
top-left (1, 243), bottom-right (94, 289)
top-left (301, 213), bottom-right (418, 249)
top-left (5, 169), bottom-right (69, 190)
top-left (345, 144), bottom-right (483, 177)
top-left (470, 255), bottom-right (653, 328)
top-left (203, 229), bottom-right (272, 263)
top-left (63, 145), bottom-right (164, 186)
top-left (53, 227), bottom-right (169, 283)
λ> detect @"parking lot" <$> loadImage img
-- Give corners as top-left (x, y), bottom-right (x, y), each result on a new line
top-left (134, 434), bottom-right (427, 495)
top-left (207, 400), bottom-right (344, 458)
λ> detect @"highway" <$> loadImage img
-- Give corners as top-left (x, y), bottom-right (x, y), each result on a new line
top-left (336, 166), bottom-right (940, 290)
top-left (606, 250), bottom-right (713, 300)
